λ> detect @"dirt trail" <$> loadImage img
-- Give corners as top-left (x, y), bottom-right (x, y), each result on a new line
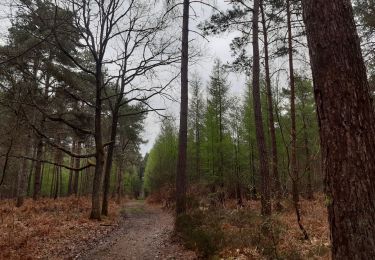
top-left (79, 201), bottom-right (196, 260)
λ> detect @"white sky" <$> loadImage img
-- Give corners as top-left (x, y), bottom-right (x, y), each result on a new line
top-left (0, 1), bottom-right (253, 156)
top-left (139, 1), bottom-right (248, 155)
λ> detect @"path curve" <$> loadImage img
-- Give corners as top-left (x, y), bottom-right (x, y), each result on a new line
top-left (79, 201), bottom-right (196, 260)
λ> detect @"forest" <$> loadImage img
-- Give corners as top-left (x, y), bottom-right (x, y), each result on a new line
top-left (0, 0), bottom-right (374, 259)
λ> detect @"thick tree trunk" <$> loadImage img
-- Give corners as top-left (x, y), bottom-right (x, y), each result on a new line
top-left (260, 0), bottom-right (282, 211)
top-left (102, 109), bottom-right (119, 216)
top-left (302, 0), bottom-right (375, 258)
top-left (252, 0), bottom-right (271, 216)
top-left (176, 0), bottom-right (190, 216)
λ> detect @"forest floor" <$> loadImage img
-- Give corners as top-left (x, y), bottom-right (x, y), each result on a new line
top-left (0, 195), bottom-right (330, 259)
top-left (0, 196), bottom-right (121, 259)
top-left (80, 200), bottom-right (196, 260)
top-left (0, 197), bottom-right (196, 259)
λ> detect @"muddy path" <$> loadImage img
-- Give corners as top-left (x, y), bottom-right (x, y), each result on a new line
top-left (78, 200), bottom-right (196, 260)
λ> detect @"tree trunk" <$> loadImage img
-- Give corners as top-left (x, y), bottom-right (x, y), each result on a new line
top-left (301, 100), bottom-right (313, 200)
top-left (302, 0), bottom-right (375, 258)
top-left (287, 0), bottom-right (299, 207)
top-left (90, 66), bottom-right (105, 220)
top-left (102, 109), bottom-right (119, 216)
top-left (73, 141), bottom-right (81, 195)
top-left (33, 137), bottom-right (43, 200)
top-left (175, 0), bottom-right (190, 216)
top-left (260, 0), bottom-right (282, 211)
top-left (27, 146), bottom-right (36, 197)
top-left (68, 140), bottom-right (76, 196)
top-left (252, 0), bottom-right (271, 216)
top-left (16, 145), bottom-right (31, 207)
top-left (287, 0), bottom-right (308, 240)
top-left (117, 160), bottom-right (124, 204)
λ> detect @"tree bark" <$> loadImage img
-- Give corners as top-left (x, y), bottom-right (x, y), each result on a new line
top-left (16, 145), bottom-right (31, 207)
top-left (176, 0), bottom-right (190, 216)
top-left (68, 140), bottom-right (76, 196)
top-left (252, 0), bottom-right (271, 216)
top-left (301, 98), bottom-right (313, 200)
top-left (73, 141), bottom-right (81, 195)
top-left (287, 0), bottom-right (299, 208)
top-left (302, 0), bottom-right (375, 258)
top-left (33, 137), bottom-right (43, 200)
top-left (90, 65), bottom-right (105, 220)
top-left (102, 109), bottom-right (119, 215)
top-left (260, 0), bottom-right (282, 211)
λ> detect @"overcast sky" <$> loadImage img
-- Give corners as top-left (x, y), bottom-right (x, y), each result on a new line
top-left (139, 1), bottom-right (248, 155)
top-left (0, 0), bottom-right (248, 156)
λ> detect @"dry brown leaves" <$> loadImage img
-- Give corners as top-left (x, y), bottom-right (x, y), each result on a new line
top-left (277, 194), bottom-right (330, 259)
top-left (218, 194), bottom-right (330, 259)
top-left (0, 197), bottom-right (121, 259)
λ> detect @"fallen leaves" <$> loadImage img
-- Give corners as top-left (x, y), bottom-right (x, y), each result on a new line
top-left (0, 196), bottom-right (121, 259)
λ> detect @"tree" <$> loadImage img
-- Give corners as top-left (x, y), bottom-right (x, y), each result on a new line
top-left (203, 60), bottom-right (231, 201)
top-left (252, 0), bottom-right (271, 216)
top-left (302, 0), bottom-right (375, 258)
top-left (260, 0), bottom-right (282, 210)
top-left (100, 2), bottom-right (180, 216)
top-left (176, 0), bottom-right (190, 216)
top-left (188, 75), bottom-right (205, 181)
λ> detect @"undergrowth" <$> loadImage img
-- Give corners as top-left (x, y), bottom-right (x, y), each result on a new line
top-left (175, 195), bottom-right (330, 259)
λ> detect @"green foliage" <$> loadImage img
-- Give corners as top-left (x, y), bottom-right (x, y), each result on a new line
top-left (144, 118), bottom-right (178, 194)
top-left (175, 211), bottom-right (225, 258)
top-left (124, 166), bottom-right (142, 199)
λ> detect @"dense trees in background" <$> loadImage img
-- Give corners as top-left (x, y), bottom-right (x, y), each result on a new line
top-left (0, 0), bottom-right (180, 219)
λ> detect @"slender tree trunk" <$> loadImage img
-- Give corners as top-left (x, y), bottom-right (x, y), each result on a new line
top-left (33, 57), bottom-right (51, 200)
top-left (102, 109), bottom-right (119, 216)
top-left (50, 162), bottom-right (55, 197)
top-left (33, 137), bottom-right (43, 200)
top-left (68, 140), bottom-right (76, 196)
top-left (53, 145), bottom-right (63, 200)
top-left (302, 0), bottom-right (375, 257)
top-left (301, 100), bottom-right (313, 200)
top-left (16, 145), bottom-right (31, 207)
top-left (27, 146), bottom-right (36, 197)
top-left (90, 66), bottom-right (105, 220)
top-left (195, 108), bottom-right (201, 180)
top-left (287, 0), bottom-right (299, 207)
top-left (73, 141), bottom-right (81, 195)
top-left (117, 160), bottom-right (124, 204)
top-left (260, 0), bottom-right (282, 211)
top-left (235, 137), bottom-right (243, 206)
top-left (176, 0), bottom-right (190, 216)
top-left (252, 0), bottom-right (271, 216)
top-left (112, 164), bottom-right (118, 199)
top-left (249, 142), bottom-right (257, 200)
top-left (287, 0), bottom-right (308, 240)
